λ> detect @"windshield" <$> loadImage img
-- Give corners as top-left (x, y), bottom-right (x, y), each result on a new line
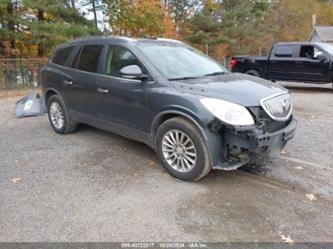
top-left (318, 43), bottom-right (333, 54)
top-left (136, 42), bottom-right (228, 80)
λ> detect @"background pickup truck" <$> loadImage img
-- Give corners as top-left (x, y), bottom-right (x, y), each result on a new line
top-left (230, 42), bottom-right (333, 84)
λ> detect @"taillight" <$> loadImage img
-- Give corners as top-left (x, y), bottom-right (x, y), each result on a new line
top-left (230, 58), bottom-right (238, 70)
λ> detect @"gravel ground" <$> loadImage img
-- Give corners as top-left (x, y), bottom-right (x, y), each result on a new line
top-left (0, 83), bottom-right (333, 242)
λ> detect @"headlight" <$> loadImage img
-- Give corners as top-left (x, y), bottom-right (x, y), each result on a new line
top-left (200, 98), bottom-right (254, 126)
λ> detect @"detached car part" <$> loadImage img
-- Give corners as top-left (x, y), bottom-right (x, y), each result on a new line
top-left (15, 93), bottom-right (46, 118)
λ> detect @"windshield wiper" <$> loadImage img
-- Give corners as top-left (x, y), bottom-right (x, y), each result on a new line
top-left (169, 75), bottom-right (204, 81)
top-left (169, 71), bottom-right (227, 81)
top-left (203, 71), bottom-right (227, 77)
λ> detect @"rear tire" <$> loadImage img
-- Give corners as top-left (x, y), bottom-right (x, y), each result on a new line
top-left (245, 69), bottom-right (260, 77)
top-left (155, 117), bottom-right (211, 181)
top-left (47, 95), bottom-right (77, 134)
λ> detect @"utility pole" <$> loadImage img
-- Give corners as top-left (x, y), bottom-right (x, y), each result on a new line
top-left (312, 14), bottom-right (316, 29)
top-left (91, 0), bottom-right (98, 28)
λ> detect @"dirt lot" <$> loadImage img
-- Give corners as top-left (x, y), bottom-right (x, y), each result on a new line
top-left (0, 83), bottom-right (333, 242)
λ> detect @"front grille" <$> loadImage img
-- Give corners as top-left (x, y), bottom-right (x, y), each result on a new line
top-left (260, 92), bottom-right (292, 121)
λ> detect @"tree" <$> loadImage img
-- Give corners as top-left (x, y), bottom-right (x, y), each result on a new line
top-left (163, 0), bottom-right (202, 35)
top-left (0, 0), bottom-right (100, 58)
top-left (255, 0), bottom-right (333, 55)
top-left (107, 0), bottom-right (165, 37)
top-left (0, 0), bottom-right (22, 57)
top-left (186, 2), bottom-right (225, 55)
top-left (78, 0), bottom-right (106, 28)
top-left (18, 0), bottom-right (100, 57)
top-left (186, 0), bottom-right (271, 58)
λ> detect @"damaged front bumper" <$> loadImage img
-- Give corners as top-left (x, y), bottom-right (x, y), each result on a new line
top-left (212, 118), bottom-right (297, 170)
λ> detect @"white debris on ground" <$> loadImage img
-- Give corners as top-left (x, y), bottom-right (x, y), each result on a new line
top-left (10, 177), bottom-right (23, 184)
top-left (278, 231), bottom-right (294, 243)
top-left (305, 193), bottom-right (317, 201)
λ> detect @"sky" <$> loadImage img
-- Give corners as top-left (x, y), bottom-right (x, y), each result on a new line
top-left (79, 2), bottom-right (110, 31)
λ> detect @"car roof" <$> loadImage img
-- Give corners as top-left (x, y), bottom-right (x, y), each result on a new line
top-left (57, 36), bottom-right (184, 49)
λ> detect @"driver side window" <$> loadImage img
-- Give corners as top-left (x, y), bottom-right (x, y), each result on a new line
top-left (105, 45), bottom-right (142, 77)
top-left (300, 46), bottom-right (315, 59)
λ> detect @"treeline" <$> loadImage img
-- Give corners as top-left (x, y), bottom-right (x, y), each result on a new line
top-left (2, 0), bottom-right (333, 60)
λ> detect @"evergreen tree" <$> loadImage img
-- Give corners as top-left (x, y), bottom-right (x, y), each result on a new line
top-left (0, 0), bottom-right (100, 57)
top-left (186, 0), bottom-right (270, 57)
top-left (0, 0), bottom-right (22, 57)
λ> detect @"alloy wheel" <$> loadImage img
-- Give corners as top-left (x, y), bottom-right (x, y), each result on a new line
top-left (161, 129), bottom-right (197, 173)
top-left (49, 102), bottom-right (64, 130)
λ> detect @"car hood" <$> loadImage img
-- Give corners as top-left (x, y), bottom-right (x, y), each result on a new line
top-left (170, 73), bottom-right (287, 107)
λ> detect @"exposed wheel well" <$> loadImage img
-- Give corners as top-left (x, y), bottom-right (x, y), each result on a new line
top-left (153, 113), bottom-right (179, 135)
top-left (152, 112), bottom-right (206, 142)
top-left (45, 90), bottom-right (57, 103)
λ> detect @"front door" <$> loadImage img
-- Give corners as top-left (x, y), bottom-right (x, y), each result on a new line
top-left (293, 45), bottom-right (330, 82)
top-left (96, 45), bottom-right (152, 134)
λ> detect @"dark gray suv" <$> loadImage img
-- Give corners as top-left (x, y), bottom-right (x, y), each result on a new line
top-left (42, 36), bottom-right (297, 181)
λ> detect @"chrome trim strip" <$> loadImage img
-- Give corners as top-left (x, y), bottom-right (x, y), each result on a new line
top-left (260, 91), bottom-right (293, 121)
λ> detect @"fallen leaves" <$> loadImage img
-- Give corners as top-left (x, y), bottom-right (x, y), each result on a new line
top-left (10, 177), bottom-right (23, 183)
top-left (281, 149), bottom-right (288, 155)
top-left (305, 193), bottom-right (317, 201)
top-left (148, 160), bottom-right (155, 166)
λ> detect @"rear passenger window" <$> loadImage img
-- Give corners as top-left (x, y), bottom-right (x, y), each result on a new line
top-left (274, 46), bottom-right (294, 57)
top-left (77, 45), bottom-right (103, 73)
top-left (105, 45), bottom-right (142, 77)
top-left (52, 46), bottom-right (74, 66)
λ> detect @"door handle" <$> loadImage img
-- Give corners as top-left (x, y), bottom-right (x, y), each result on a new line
top-left (97, 87), bottom-right (109, 94)
top-left (63, 80), bottom-right (73, 85)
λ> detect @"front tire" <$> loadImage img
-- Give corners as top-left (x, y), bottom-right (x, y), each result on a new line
top-left (47, 95), bottom-right (77, 134)
top-left (155, 117), bottom-right (211, 181)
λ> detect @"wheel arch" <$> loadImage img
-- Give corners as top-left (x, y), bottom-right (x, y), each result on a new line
top-left (151, 108), bottom-right (225, 170)
top-left (44, 88), bottom-right (64, 104)
top-left (151, 109), bottom-right (208, 145)
top-left (243, 68), bottom-right (260, 74)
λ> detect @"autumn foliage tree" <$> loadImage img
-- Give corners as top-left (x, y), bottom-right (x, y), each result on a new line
top-left (255, 0), bottom-right (333, 55)
top-left (3, 0), bottom-right (333, 59)
top-left (107, 0), bottom-right (165, 37)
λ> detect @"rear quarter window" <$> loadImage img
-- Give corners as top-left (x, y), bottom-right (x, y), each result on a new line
top-left (274, 45), bottom-right (295, 57)
top-left (52, 46), bottom-right (75, 66)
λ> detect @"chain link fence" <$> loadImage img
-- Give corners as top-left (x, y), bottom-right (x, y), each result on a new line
top-left (0, 58), bottom-right (47, 89)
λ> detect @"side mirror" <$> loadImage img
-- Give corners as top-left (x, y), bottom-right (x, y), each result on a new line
top-left (119, 65), bottom-right (148, 81)
top-left (316, 54), bottom-right (328, 62)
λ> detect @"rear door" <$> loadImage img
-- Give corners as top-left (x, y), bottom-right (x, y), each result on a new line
top-left (96, 44), bottom-right (152, 134)
top-left (62, 43), bottom-right (104, 119)
top-left (43, 45), bottom-right (76, 95)
top-left (267, 44), bottom-right (298, 80)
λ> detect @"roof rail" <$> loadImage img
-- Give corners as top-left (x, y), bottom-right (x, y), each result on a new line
top-left (156, 38), bottom-right (183, 43)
